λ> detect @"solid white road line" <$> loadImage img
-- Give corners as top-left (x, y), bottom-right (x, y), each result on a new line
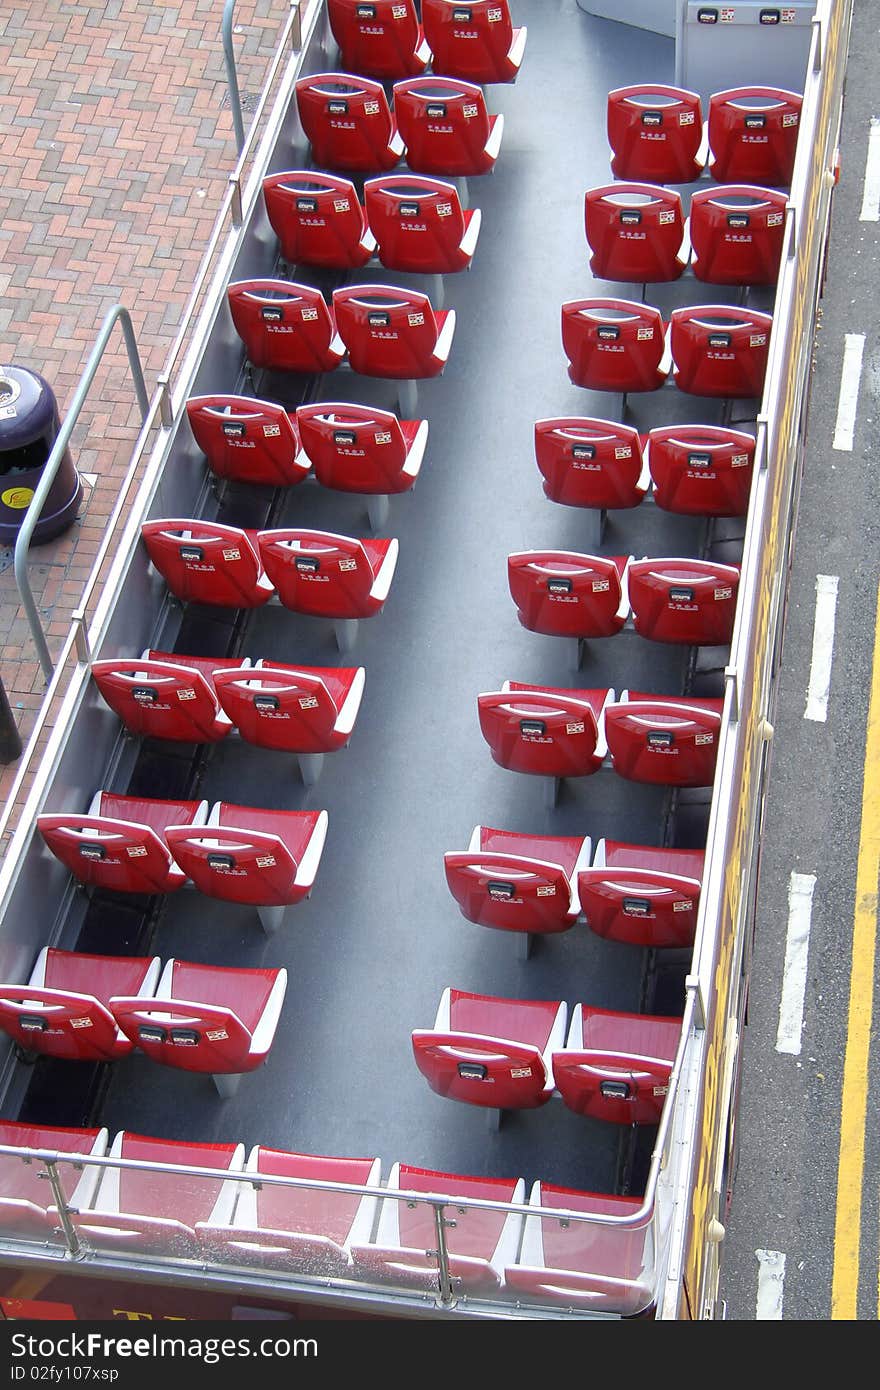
top-left (776, 872), bottom-right (816, 1057)
top-left (804, 574), bottom-right (840, 723)
top-left (832, 334), bottom-right (865, 451)
top-left (756, 1249), bottom-right (786, 1319)
top-left (859, 118), bottom-right (880, 221)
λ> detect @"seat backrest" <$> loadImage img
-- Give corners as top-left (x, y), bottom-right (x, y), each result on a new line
top-left (422, 0), bottom-right (522, 84)
top-left (165, 806), bottom-right (327, 907)
top-left (604, 693), bottom-right (723, 787)
top-left (627, 557), bottom-right (740, 645)
top-left (443, 839), bottom-right (582, 935)
top-left (186, 395), bottom-right (307, 488)
top-left (689, 184), bottom-right (787, 287)
top-left (670, 305), bottom-right (772, 399)
top-left (606, 84), bottom-right (704, 183)
top-left (36, 795), bottom-right (203, 895)
top-left (0, 1122), bottom-right (107, 1238)
top-left (708, 86), bottom-right (802, 185)
top-left (646, 424), bottom-right (756, 516)
top-left (534, 417), bottom-right (647, 510)
top-left (552, 1004), bottom-right (681, 1125)
top-left (258, 529), bottom-right (396, 619)
top-left (561, 298), bottom-right (668, 393)
top-left (262, 171), bottom-right (373, 270)
top-left (332, 283), bottom-right (443, 379)
top-left (578, 839), bottom-right (704, 948)
top-left (393, 77), bottom-right (495, 176)
top-left (412, 987), bottom-right (567, 1109)
top-left (295, 72), bottom-right (400, 172)
top-left (477, 683), bottom-right (609, 777)
top-left (296, 401), bottom-right (418, 493)
top-left (213, 664), bottom-right (360, 754)
top-left (508, 551), bottom-right (630, 638)
top-left (227, 280), bottom-right (341, 375)
top-left (91, 656), bottom-right (229, 743)
top-left (328, 0), bottom-right (426, 80)
top-left (141, 519), bottom-right (272, 609)
top-left (364, 174), bottom-right (470, 273)
top-left (584, 183), bottom-right (686, 284)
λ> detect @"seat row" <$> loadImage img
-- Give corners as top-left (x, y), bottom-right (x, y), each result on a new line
top-left (326, 0), bottom-right (526, 86)
top-left (444, 827), bottom-right (704, 950)
top-left (585, 180), bottom-right (786, 288)
top-left (296, 72), bottom-right (503, 177)
top-left (264, 170), bottom-right (480, 275)
top-left (561, 298), bottom-right (772, 400)
top-left (228, 279), bottom-right (454, 382)
top-left (0, 950), bottom-right (286, 1086)
top-left (412, 988), bottom-right (680, 1125)
top-left (37, 793), bottom-right (328, 932)
top-left (0, 1123), bottom-right (650, 1313)
top-left (607, 82), bottom-right (801, 188)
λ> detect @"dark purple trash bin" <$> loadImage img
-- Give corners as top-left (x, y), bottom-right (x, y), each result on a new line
top-left (0, 365), bottom-right (82, 546)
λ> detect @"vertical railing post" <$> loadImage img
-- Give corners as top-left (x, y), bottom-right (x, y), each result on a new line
top-left (0, 676), bottom-right (22, 763)
top-left (223, 0), bottom-right (246, 157)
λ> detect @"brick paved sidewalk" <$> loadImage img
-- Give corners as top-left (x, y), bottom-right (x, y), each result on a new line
top-left (0, 0), bottom-right (285, 812)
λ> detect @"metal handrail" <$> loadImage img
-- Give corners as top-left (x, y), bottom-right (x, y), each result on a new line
top-left (13, 304), bottom-right (149, 682)
top-left (223, 0), bottom-right (304, 157)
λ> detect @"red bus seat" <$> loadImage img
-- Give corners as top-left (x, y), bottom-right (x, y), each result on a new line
top-left (606, 83), bottom-right (705, 184)
top-left (90, 652), bottom-right (252, 744)
top-left (412, 987), bottom-right (567, 1112)
top-left (534, 417), bottom-right (649, 511)
top-left (351, 1165), bottom-right (525, 1292)
top-left (578, 838), bottom-right (704, 948)
top-left (646, 424), bottom-right (756, 516)
top-left (332, 284), bottom-right (455, 380)
top-left (552, 1005), bottom-right (680, 1125)
top-left (604, 690), bottom-right (723, 787)
top-left (0, 1123), bottom-right (107, 1243)
top-left (689, 184), bottom-right (787, 287)
top-left (504, 1181), bottom-right (654, 1316)
top-left (627, 556), bottom-right (740, 645)
top-left (198, 1146), bottom-right (381, 1274)
top-left (294, 73), bottom-right (404, 172)
top-left (186, 395), bottom-right (310, 488)
top-left (444, 824), bottom-right (591, 935)
top-left (393, 77), bottom-right (504, 177)
top-left (110, 958), bottom-right (287, 1083)
top-left (0, 948), bottom-right (160, 1063)
top-left (37, 791), bottom-right (208, 895)
top-left (364, 174), bottom-right (481, 273)
top-left (257, 529), bottom-right (398, 620)
top-left (227, 280), bottom-right (346, 376)
top-left (584, 183), bottom-right (688, 285)
top-left (262, 171), bottom-right (376, 271)
top-left (328, 0), bottom-right (430, 80)
top-left (296, 401), bottom-right (428, 495)
top-left (165, 802), bottom-right (329, 930)
top-left (141, 519), bottom-right (275, 608)
top-left (212, 662), bottom-right (365, 755)
top-left (477, 681), bottom-right (613, 778)
top-left (561, 299), bottom-right (670, 394)
top-left (76, 1132), bottom-right (244, 1257)
top-left (422, 0), bottom-right (527, 85)
top-left (707, 86), bottom-right (802, 186)
top-left (508, 551), bottom-right (632, 639)
top-left (670, 305), bottom-right (772, 399)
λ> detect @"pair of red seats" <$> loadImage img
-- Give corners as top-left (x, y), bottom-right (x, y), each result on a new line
top-left (227, 279), bottom-right (455, 381)
top-left (444, 826), bottom-right (704, 950)
top-left (584, 181), bottom-right (787, 287)
top-left (508, 551), bottom-right (740, 649)
top-left (477, 684), bottom-right (723, 789)
top-left (327, 0), bottom-right (526, 85)
top-left (0, 949), bottom-right (286, 1087)
top-left (535, 417), bottom-right (756, 517)
top-left (561, 298), bottom-right (772, 399)
top-left (413, 988), bottom-right (681, 1127)
top-left (263, 171), bottom-right (481, 275)
top-left (37, 791), bottom-right (328, 933)
top-left (295, 72), bottom-right (503, 177)
top-left (607, 83), bottom-right (802, 187)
